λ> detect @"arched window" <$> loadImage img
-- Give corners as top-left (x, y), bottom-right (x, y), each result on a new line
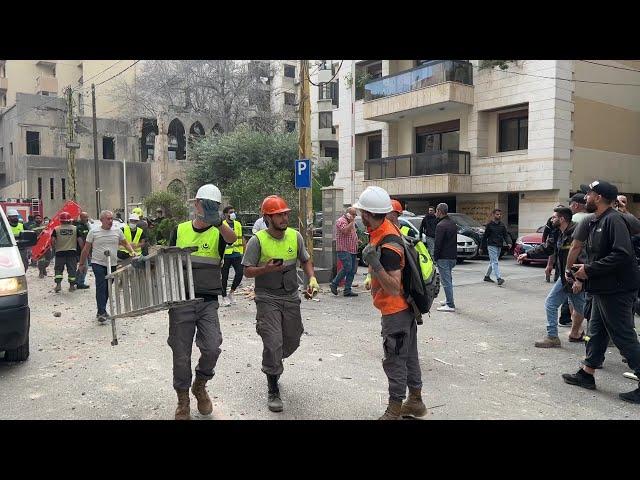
top-left (168, 118), bottom-right (186, 161)
top-left (190, 121), bottom-right (205, 137)
top-left (141, 118), bottom-right (158, 162)
top-left (168, 179), bottom-right (187, 201)
top-left (212, 123), bottom-right (223, 135)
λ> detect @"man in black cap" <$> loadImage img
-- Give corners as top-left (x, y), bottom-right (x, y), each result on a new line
top-left (561, 180), bottom-right (640, 403)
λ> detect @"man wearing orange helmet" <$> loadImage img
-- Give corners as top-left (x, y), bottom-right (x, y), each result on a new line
top-left (242, 195), bottom-right (318, 413)
top-left (51, 211), bottom-right (80, 293)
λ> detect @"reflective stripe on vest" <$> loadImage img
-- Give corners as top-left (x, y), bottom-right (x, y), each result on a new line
top-left (175, 221), bottom-right (221, 265)
top-left (11, 223), bottom-right (24, 237)
top-left (224, 220), bottom-right (244, 255)
top-left (255, 228), bottom-right (299, 293)
top-left (119, 225), bottom-right (144, 254)
top-left (400, 225), bottom-right (410, 236)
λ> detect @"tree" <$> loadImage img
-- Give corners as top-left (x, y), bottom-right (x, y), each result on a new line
top-left (109, 60), bottom-right (285, 133)
top-left (143, 191), bottom-right (188, 220)
top-left (478, 60), bottom-right (516, 71)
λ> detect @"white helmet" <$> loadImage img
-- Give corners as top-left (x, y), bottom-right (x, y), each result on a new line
top-left (7, 209), bottom-right (19, 217)
top-left (193, 184), bottom-right (222, 203)
top-left (128, 213), bottom-right (139, 221)
top-left (353, 186), bottom-right (393, 214)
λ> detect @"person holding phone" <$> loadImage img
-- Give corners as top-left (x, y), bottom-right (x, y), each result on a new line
top-left (242, 195), bottom-right (318, 413)
top-left (329, 206), bottom-right (359, 297)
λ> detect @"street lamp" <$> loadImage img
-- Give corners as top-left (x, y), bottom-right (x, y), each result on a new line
top-left (329, 171), bottom-right (336, 185)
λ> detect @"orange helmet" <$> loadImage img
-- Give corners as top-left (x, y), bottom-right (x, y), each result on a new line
top-left (261, 195), bottom-right (291, 215)
top-left (59, 211), bottom-right (72, 222)
top-left (391, 199), bottom-right (403, 214)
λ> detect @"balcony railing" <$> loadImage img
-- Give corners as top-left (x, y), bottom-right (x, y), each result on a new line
top-left (364, 60), bottom-right (473, 102)
top-left (364, 150), bottom-right (470, 180)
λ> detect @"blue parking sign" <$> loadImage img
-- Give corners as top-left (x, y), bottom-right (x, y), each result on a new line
top-left (295, 159), bottom-right (311, 189)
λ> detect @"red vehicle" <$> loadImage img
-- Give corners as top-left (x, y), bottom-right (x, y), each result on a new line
top-left (0, 198), bottom-right (43, 223)
top-left (513, 226), bottom-right (549, 265)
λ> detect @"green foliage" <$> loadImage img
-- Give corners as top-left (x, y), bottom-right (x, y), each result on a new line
top-left (156, 218), bottom-right (179, 246)
top-left (143, 191), bottom-right (188, 221)
top-left (479, 60), bottom-right (516, 71)
top-left (312, 159), bottom-right (338, 211)
top-left (187, 128), bottom-right (298, 191)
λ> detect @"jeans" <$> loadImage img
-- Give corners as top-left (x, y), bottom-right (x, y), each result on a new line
top-left (544, 278), bottom-right (586, 338)
top-left (485, 245), bottom-right (502, 279)
top-left (91, 263), bottom-right (116, 316)
top-left (76, 257), bottom-right (89, 286)
top-left (436, 259), bottom-right (456, 308)
top-left (221, 255), bottom-right (244, 296)
top-left (331, 252), bottom-right (358, 293)
top-left (583, 292), bottom-right (640, 378)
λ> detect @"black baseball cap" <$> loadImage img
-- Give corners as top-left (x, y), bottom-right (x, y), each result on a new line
top-left (579, 180), bottom-right (618, 200)
top-left (569, 193), bottom-right (586, 204)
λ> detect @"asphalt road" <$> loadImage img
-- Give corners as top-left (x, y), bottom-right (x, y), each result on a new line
top-left (1, 256), bottom-right (638, 420)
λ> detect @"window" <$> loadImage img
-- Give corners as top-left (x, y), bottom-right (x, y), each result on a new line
top-left (284, 92), bottom-right (296, 106)
top-left (0, 93), bottom-right (6, 107)
top-left (415, 120), bottom-right (460, 153)
top-left (499, 109), bottom-right (528, 152)
top-left (324, 147), bottom-right (339, 160)
top-left (367, 135), bottom-right (382, 159)
top-left (285, 121), bottom-right (296, 132)
top-left (38, 177), bottom-right (43, 199)
top-left (319, 112), bottom-right (333, 129)
top-left (103, 136), bottom-right (115, 159)
top-left (0, 147), bottom-right (3, 161)
top-left (61, 178), bottom-right (66, 200)
top-left (50, 178), bottom-right (54, 200)
top-left (356, 61), bottom-right (383, 100)
top-left (9, 142), bottom-right (13, 156)
top-left (26, 131), bottom-right (40, 155)
top-left (284, 64), bottom-right (296, 78)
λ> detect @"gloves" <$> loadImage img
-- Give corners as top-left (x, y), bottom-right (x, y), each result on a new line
top-left (362, 244), bottom-right (382, 272)
top-left (305, 276), bottom-right (319, 299)
top-left (199, 199), bottom-right (222, 227)
top-left (364, 273), bottom-right (371, 290)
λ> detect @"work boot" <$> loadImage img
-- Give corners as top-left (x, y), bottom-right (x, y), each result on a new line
top-left (400, 387), bottom-right (427, 418)
top-left (483, 276), bottom-right (495, 283)
top-left (378, 399), bottom-right (403, 420)
top-left (535, 336), bottom-right (561, 348)
top-left (38, 271), bottom-right (45, 279)
top-left (69, 283), bottom-right (77, 292)
top-left (54, 282), bottom-right (61, 293)
top-left (267, 374), bottom-right (283, 412)
top-left (497, 278), bottom-right (505, 286)
top-left (191, 377), bottom-right (213, 415)
top-left (562, 368), bottom-right (596, 390)
top-left (174, 389), bottom-right (191, 420)
top-left (619, 386), bottom-right (640, 404)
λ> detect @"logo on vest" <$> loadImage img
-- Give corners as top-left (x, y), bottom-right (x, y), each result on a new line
top-left (201, 243), bottom-right (210, 250)
top-left (287, 246), bottom-right (294, 254)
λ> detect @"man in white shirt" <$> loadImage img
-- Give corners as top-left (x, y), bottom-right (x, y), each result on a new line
top-left (252, 215), bottom-right (268, 235)
top-left (78, 210), bottom-right (137, 323)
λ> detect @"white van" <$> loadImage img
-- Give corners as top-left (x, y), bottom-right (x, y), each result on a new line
top-left (0, 207), bottom-right (37, 361)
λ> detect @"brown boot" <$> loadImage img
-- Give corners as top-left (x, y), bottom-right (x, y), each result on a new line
top-left (534, 336), bottom-right (561, 348)
top-left (378, 399), bottom-right (403, 420)
top-left (191, 377), bottom-right (213, 415)
top-left (175, 389), bottom-right (191, 420)
top-left (400, 387), bottom-right (427, 417)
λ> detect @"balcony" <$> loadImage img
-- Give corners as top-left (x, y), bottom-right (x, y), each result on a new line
top-left (362, 60), bottom-right (474, 121)
top-left (36, 75), bottom-right (58, 95)
top-left (0, 77), bottom-right (7, 92)
top-left (318, 126), bottom-right (336, 141)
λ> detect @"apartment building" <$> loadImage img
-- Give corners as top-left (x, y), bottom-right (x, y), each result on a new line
top-left (332, 60), bottom-right (640, 236)
top-left (309, 60), bottom-right (340, 169)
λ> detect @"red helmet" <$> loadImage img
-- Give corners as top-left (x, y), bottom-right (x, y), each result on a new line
top-left (261, 195), bottom-right (291, 215)
top-left (59, 211), bottom-right (72, 222)
top-left (391, 199), bottom-right (403, 214)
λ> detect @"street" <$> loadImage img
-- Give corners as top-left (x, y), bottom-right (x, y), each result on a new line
top-left (1, 256), bottom-right (638, 420)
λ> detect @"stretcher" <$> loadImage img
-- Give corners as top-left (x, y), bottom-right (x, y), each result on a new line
top-left (104, 246), bottom-right (202, 346)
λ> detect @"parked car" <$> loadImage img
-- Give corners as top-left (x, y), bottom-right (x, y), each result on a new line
top-left (400, 216), bottom-right (477, 263)
top-left (0, 207), bottom-right (38, 361)
top-left (447, 213), bottom-right (511, 259)
top-left (513, 226), bottom-right (548, 265)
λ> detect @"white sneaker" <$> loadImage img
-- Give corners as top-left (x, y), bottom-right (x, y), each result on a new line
top-left (623, 372), bottom-right (639, 381)
top-left (228, 293), bottom-right (236, 305)
top-left (437, 305), bottom-right (456, 312)
top-left (440, 300), bottom-right (447, 306)
top-left (221, 297), bottom-right (231, 307)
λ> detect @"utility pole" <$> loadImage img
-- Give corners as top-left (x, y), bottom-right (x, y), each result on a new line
top-left (65, 86), bottom-right (77, 201)
top-left (92, 84), bottom-right (101, 218)
top-left (298, 60), bottom-right (314, 261)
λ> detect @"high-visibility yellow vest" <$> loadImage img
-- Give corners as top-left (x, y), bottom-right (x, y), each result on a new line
top-left (11, 222), bottom-right (24, 237)
top-left (400, 225), bottom-right (411, 236)
top-left (223, 220), bottom-right (244, 256)
top-left (175, 221), bottom-right (221, 264)
top-left (254, 228), bottom-right (299, 293)
top-left (119, 225), bottom-right (144, 255)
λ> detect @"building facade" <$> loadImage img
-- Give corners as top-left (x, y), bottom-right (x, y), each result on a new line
top-left (331, 60), bottom-right (640, 236)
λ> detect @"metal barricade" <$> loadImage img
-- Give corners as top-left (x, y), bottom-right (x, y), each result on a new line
top-left (104, 246), bottom-right (202, 346)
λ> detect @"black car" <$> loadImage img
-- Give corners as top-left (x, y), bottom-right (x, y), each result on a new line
top-left (447, 213), bottom-right (512, 259)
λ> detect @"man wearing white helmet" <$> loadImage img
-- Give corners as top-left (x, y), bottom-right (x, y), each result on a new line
top-left (166, 183), bottom-right (237, 420)
top-left (117, 213), bottom-right (147, 262)
top-left (7, 209), bottom-right (28, 271)
top-left (355, 186), bottom-right (426, 420)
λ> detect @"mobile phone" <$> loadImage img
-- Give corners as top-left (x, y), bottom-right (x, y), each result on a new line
top-left (272, 258), bottom-right (284, 265)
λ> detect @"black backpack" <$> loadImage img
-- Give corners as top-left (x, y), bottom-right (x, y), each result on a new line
top-left (378, 233), bottom-right (440, 324)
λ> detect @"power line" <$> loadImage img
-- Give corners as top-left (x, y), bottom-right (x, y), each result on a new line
top-left (307, 60), bottom-right (343, 87)
top-left (93, 60), bottom-right (141, 88)
top-left (578, 60), bottom-right (640, 73)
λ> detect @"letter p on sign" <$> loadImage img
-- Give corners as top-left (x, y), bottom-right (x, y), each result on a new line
top-left (295, 159), bottom-right (311, 189)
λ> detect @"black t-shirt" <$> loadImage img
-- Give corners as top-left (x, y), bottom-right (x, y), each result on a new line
top-left (380, 248), bottom-right (402, 271)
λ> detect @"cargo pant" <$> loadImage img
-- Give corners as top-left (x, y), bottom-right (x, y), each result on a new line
top-left (167, 300), bottom-right (223, 391)
top-left (381, 309), bottom-right (422, 402)
top-left (54, 254), bottom-right (78, 285)
top-left (255, 298), bottom-right (304, 376)
top-left (38, 249), bottom-right (53, 275)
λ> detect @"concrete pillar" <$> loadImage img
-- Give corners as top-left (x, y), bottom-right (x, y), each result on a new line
top-left (152, 109), bottom-right (169, 191)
